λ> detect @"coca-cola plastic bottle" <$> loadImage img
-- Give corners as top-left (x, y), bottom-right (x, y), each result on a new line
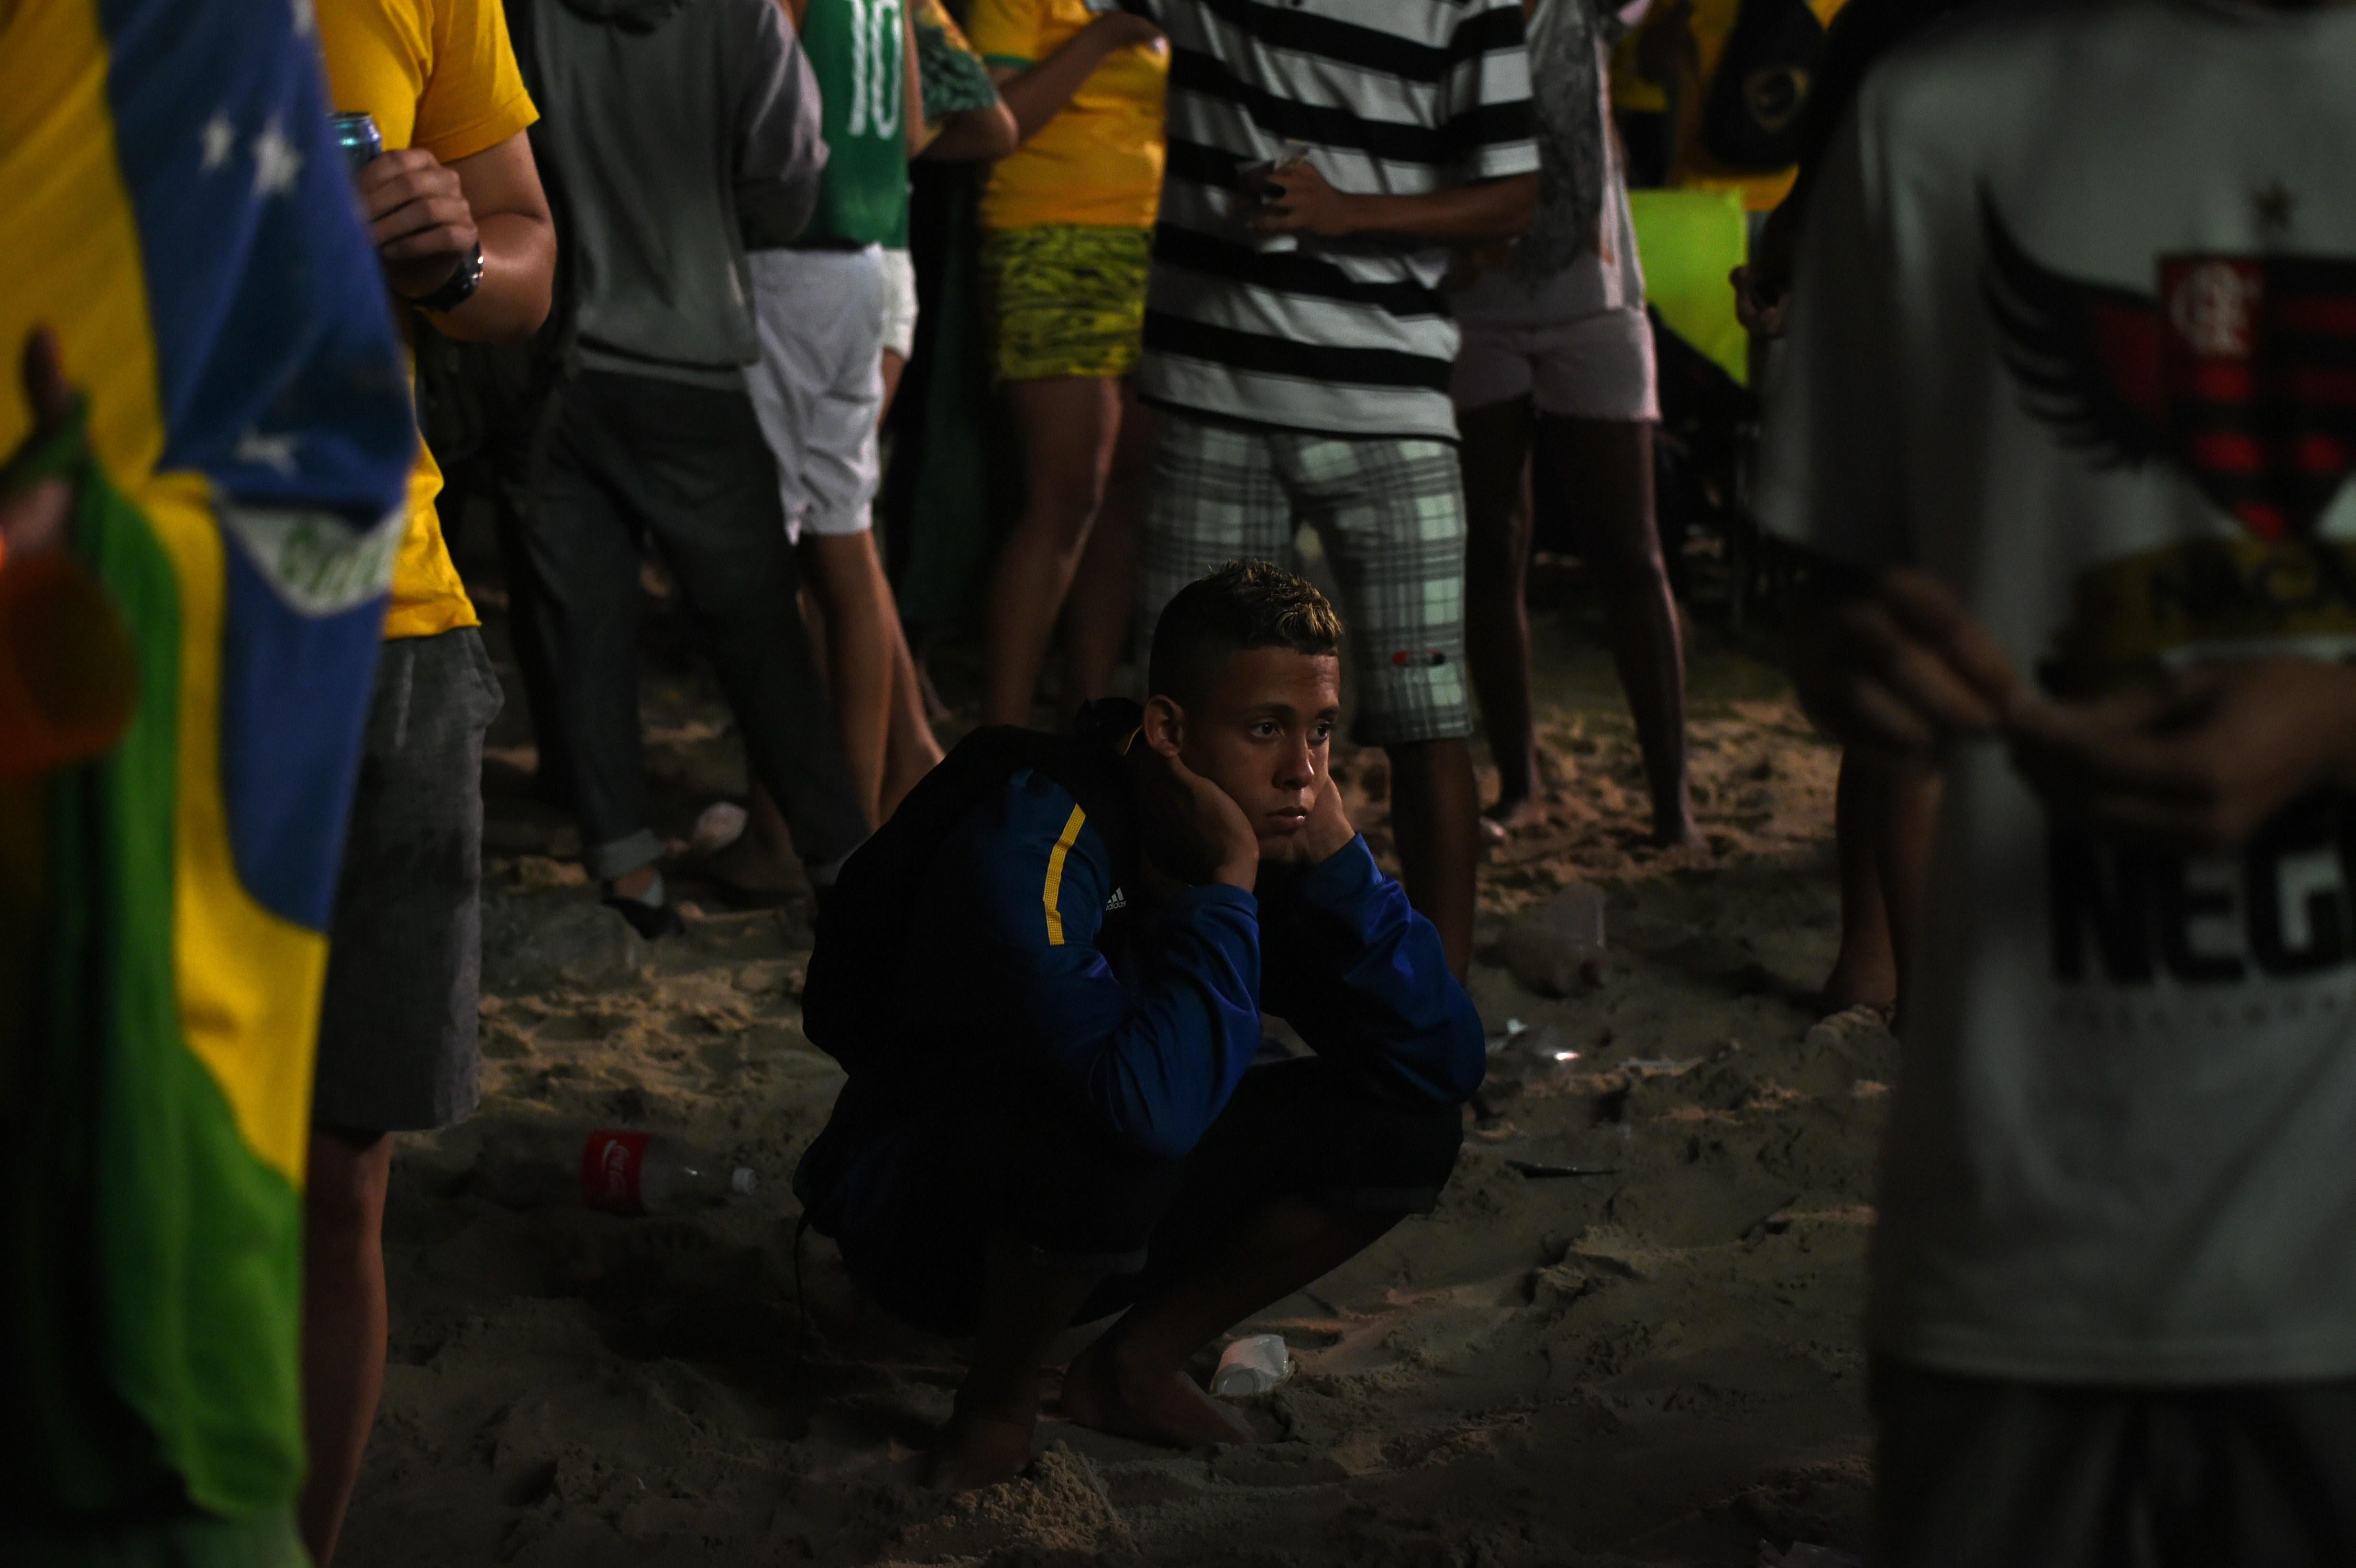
top-left (578, 1129), bottom-right (755, 1215)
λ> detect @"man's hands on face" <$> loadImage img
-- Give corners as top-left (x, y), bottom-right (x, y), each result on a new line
top-left (356, 148), bottom-right (478, 302)
top-left (1250, 160), bottom-right (1361, 240)
top-left (1794, 564), bottom-right (2356, 855)
top-left (1138, 745), bottom-right (1261, 893)
top-left (1258, 765), bottom-right (1355, 870)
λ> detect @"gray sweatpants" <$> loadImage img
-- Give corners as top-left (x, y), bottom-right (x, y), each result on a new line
top-left (521, 368), bottom-right (869, 879)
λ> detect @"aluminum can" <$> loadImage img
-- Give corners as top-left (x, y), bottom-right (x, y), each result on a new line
top-left (330, 111), bottom-right (382, 173)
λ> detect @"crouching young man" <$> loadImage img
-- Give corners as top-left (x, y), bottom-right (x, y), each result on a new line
top-left (794, 560), bottom-right (1485, 1488)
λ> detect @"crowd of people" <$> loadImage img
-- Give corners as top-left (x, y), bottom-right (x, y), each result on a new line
top-left (8, 0), bottom-right (2356, 1562)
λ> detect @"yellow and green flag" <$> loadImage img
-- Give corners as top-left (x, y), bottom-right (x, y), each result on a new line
top-left (1, 0), bottom-right (415, 1546)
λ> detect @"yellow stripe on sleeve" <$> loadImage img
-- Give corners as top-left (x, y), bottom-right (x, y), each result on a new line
top-left (1041, 803), bottom-right (1087, 946)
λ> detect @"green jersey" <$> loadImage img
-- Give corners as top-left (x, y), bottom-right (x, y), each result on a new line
top-left (801, 0), bottom-right (913, 247)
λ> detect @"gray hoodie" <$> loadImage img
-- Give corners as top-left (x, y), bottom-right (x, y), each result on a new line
top-left (529, 0), bottom-right (827, 386)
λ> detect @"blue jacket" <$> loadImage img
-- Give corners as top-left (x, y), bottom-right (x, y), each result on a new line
top-left (795, 767), bottom-right (1486, 1242)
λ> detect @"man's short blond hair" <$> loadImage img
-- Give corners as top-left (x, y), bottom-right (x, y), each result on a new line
top-left (1148, 560), bottom-right (1343, 708)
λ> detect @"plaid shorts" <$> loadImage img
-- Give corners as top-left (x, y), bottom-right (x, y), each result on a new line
top-left (1139, 410), bottom-right (1472, 746)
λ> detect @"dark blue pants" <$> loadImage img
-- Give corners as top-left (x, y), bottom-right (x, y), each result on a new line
top-left (834, 1055), bottom-right (1465, 1336)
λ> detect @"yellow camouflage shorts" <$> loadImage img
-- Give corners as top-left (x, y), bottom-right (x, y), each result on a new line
top-left (981, 224), bottom-right (1152, 383)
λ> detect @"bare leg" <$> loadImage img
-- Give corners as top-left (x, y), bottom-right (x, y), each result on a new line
top-left (1545, 416), bottom-right (1696, 846)
top-left (862, 348), bottom-right (943, 817)
top-left (799, 530), bottom-right (897, 823)
top-left (881, 620), bottom-right (945, 820)
top-left (883, 343), bottom-right (952, 741)
top-left (983, 377), bottom-right (1124, 726)
top-left (1456, 397), bottom-right (1541, 832)
top-left (1386, 737), bottom-right (1479, 978)
top-left (701, 784), bottom-right (800, 898)
top-left (1824, 751), bottom-right (1898, 1013)
top-left (299, 1128), bottom-right (394, 1567)
top-left (937, 1240), bottom-right (1109, 1491)
top-left (1063, 1198), bottom-right (1397, 1448)
top-left (1059, 388), bottom-right (1150, 708)
top-left (714, 345), bottom-right (927, 865)
top-left (1880, 764), bottom-right (1943, 1030)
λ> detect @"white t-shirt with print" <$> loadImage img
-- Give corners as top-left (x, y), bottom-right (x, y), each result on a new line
top-left (1757, 0), bottom-right (2356, 1385)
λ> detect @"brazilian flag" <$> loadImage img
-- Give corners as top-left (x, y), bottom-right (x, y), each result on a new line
top-left (0, 0), bottom-right (416, 1558)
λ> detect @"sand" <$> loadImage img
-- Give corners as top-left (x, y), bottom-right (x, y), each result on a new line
top-left (338, 579), bottom-right (1893, 1568)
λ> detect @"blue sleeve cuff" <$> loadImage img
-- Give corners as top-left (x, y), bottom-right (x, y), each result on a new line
top-left (1294, 834), bottom-right (1384, 912)
top-left (1173, 881), bottom-right (1259, 920)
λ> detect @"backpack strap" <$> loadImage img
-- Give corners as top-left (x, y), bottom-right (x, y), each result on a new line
top-left (799, 714), bottom-right (1141, 1069)
top-left (1030, 700), bottom-right (1143, 896)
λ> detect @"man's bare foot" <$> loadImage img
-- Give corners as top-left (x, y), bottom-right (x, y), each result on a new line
top-left (932, 1407), bottom-right (1036, 1492)
top-left (700, 826), bottom-right (803, 904)
top-left (881, 741), bottom-right (945, 823)
top-left (1820, 957), bottom-right (1898, 1017)
top-left (1060, 1332), bottom-right (1252, 1450)
top-left (1479, 794), bottom-right (1545, 844)
top-left (1650, 801), bottom-right (1701, 849)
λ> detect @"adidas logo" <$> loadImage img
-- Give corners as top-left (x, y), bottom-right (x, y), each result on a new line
top-left (1104, 887), bottom-right (1128, 912)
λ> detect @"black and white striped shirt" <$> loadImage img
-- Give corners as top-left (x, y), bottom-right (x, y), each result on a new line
top-left (1097, 0), bottom-right (1539, 438)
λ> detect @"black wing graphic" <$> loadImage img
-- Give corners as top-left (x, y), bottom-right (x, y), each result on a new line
top-left (1980, 188), bottom-right (2168, 470)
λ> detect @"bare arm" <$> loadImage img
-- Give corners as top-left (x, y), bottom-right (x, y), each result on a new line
top-left (1253, 163), bottom-right (1538, 245)
top-left (987, 11), bottom-right (1160, 144)
top-left (904, 6), bottom-right (933, 155)
top-left (922, 98), bottom-right (1019, 159)
top-left (358, 130), bottom-right (554, 345)
top-left (909, 6), bottom-right (1021, 160)
top-left (1785, 554), bottom-right (2356, 853)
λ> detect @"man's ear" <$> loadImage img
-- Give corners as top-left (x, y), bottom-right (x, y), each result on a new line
top-left (1141, 694), bottom-right (1186, 758)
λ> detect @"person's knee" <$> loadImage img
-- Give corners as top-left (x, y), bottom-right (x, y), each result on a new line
top-left (1028, 472), bottom-right (1111, 547)
top-left (1010, 1140), bottom-right (1187, 1264)
top-left (800, 531), bottom-right (890, 618)
top-left (1304, 1092), bottom-right (1466, 1217)
top-left (1380, 736), bottom-right (1472, 782)
top-left (1364, 1097), bottom-right (1467, 1194)
top-left (305, 1128), bottom-right (392, 1248)
top-left (1582, 523), bottom-right (1669, 585)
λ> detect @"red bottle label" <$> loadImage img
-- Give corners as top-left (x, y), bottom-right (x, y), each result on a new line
top-left (580, 1129), bottom-right (650, 1213)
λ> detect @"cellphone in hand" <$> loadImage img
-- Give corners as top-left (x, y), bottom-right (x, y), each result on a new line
top-left (1235, 142), bottom-right (1311, 253)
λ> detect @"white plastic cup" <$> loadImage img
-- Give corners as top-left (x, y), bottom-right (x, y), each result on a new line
top-left (1210, 1332), bottom-right (1290, 1396)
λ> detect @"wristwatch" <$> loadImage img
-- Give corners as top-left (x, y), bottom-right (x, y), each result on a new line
top-left (412, 241), bottom-right (484, 314)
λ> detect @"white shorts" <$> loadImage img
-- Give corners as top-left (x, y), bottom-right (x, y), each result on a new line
top-left (745, 245), bottom-right (887, 540)
top-left (1451, 306), bottom-right (1660, 424)
top-left (880, 247), bottom-right (919, 362)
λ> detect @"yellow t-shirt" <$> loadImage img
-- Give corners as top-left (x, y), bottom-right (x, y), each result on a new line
top-left (968, 0), bottom-right (1166, 231)
top-left (315, 0), bottom-right (536, 640)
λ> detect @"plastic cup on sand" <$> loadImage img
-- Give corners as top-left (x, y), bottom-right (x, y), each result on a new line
top-left (1211, 1333), bottom-right (1290, 1396)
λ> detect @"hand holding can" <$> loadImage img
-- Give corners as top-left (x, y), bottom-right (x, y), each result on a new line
top-left (330, 111), bottom-right (382, 174)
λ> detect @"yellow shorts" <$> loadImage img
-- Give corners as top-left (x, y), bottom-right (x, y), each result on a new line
top-left (981, 224), bottom-right (1152, 383)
